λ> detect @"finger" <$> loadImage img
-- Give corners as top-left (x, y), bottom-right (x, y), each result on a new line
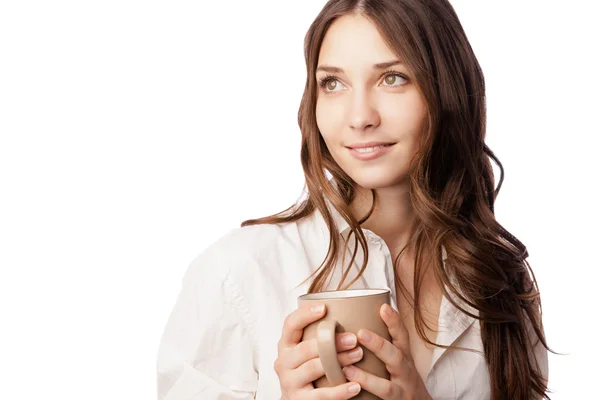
top-left (278, 304), bottom-right (326, 351)
top-left (307, 382), bottom-right (362, 400)
top-left (343, 365), bottom-right (401, 400)
top-left (295, 346), bottom-right (364, 385)
top-left (357, 328), bottom-right (405, 375)
top-left (380, 304), bottom-right (412, 360)
top-left (337, 346), bottom-right (364, 366)
top-left (287, 332), bottom-right (358, 369)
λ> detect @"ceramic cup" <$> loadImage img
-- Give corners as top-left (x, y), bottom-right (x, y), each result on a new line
top-left (298, 288), bottom-right (392, 399)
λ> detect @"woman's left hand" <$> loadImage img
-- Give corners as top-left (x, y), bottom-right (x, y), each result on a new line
top-left (342, 303), bottom-right (432, 400)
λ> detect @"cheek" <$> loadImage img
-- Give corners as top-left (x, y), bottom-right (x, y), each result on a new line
top-left (384, 96), bottom-right (427, 139)
top-left (315, 101), bottom-right (325, 133)
top-left (315, 101), bottom-right (342, 142)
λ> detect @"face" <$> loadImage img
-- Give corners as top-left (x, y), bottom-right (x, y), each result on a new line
top-left (315, 14), bottom-right (428, 189)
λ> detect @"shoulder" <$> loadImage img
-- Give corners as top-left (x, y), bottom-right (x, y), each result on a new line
top-left (208, 223), bottom-right (284, 261)
top-left (183, 222), bottom-right (289, 285)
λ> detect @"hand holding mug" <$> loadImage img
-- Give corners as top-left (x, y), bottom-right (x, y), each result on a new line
top-left (274, 303), bottom-right (365, 399)
top-left (342, 303), bottom-right (432, 400)
top-left (297, 289), bottom-right (394, 399)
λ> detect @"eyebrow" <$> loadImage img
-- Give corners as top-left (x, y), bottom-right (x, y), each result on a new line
top-left (315, 59), bottom-right (403, 74)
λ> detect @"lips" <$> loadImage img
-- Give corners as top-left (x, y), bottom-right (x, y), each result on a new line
top-left (346, 141), bottom-right (396, 149)
top-left (347, 142), bottom-right (396, 161)
top-left (353, 144), bottom-right (392, 152)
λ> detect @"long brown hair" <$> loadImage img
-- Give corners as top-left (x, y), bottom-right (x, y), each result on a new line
top-left (241, 0), bottom-right (551, 398)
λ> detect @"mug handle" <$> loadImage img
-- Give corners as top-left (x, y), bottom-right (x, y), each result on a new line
top-left (316, 320), bottom-right (347, 385)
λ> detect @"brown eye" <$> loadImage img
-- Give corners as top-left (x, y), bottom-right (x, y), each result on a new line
top-left (318, 76), bottom-right (344, 94)
top-left (383, 74), bottom-right (406, 86)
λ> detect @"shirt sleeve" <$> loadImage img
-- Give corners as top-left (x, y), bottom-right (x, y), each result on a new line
top-left (157, 248), bottom-right (259, 400)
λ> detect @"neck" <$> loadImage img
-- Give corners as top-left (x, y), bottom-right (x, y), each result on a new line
top-left (348, 182), bottom-right (416, 255)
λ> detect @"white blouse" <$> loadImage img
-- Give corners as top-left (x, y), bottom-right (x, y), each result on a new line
top-left (156, 198), bottom-right (548, 399)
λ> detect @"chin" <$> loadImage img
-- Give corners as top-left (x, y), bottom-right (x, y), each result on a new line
top-left (349, 170), bottom-right (407, 190)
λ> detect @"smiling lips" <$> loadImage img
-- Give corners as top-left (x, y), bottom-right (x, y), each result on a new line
top-left (347, 142), bottom-right (396, 160)
top-left (346, 141), bottom-right (396, 149)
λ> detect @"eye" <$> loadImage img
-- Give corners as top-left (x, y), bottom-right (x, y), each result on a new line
top-left (317, 70), bottom-right (409, 95)
top-left (318, 74), bottom-right (345, 93)
top-left (382, 72), bottom-right (407, 87)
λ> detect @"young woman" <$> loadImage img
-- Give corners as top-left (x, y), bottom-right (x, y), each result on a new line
top-left (157, 0), bottom-right (551, 399)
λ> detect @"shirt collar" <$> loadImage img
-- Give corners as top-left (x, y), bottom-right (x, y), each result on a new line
top-left (313, 181), bottom-right (479, 341)
top-left (322, 194), bottom-right (353, 238)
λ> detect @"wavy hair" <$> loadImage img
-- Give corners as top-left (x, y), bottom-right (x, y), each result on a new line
top-left (241, 0), bottom-right (552, 398)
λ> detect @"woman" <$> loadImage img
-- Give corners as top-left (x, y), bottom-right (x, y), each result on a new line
top-left (157, 0), bottom-right (551, 399)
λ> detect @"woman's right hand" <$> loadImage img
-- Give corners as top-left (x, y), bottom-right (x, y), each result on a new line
top-left (274, 303), bottom-right (364, 399)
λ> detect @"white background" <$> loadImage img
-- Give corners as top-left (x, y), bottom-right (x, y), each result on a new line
top-left (1, 1), bottom-right (598, 398)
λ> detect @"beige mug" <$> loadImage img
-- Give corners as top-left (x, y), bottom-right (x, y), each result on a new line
top-left (298, 288), bottom-right (392, 400)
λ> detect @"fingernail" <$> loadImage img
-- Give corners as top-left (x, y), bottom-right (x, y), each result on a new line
top-left (358, 330), bottom-right (373, 342)
top-left (343, 366), bottom-right (356, 378)
top-left (349, 347), bottom-right (362, 359)
top-left (348, 383), bottom-right (361, 394)
top-left (311, 304), bottom-right (324, 314)
top-left (383, 304), bottom-right (393, 316)
top-left (341, 333), bottom-right (356, 347)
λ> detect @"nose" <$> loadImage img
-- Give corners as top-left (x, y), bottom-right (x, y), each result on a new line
top-left (348, 90), bottom-right (381, 131)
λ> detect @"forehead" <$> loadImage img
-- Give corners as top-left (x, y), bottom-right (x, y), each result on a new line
top-left (317, 14), bottom-right (398, 69)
